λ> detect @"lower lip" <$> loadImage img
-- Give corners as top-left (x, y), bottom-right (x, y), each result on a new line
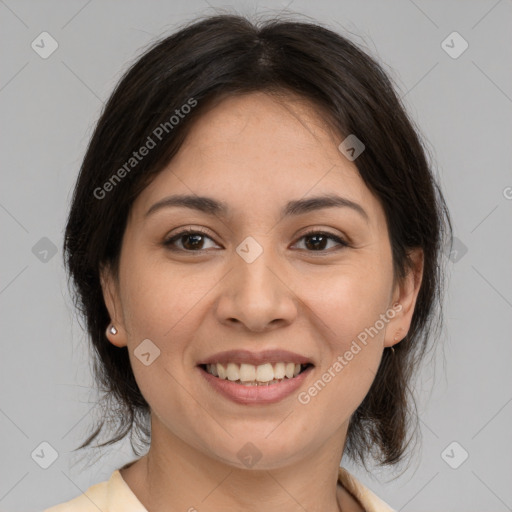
top-left (198, 365), bottom-right (314, 405)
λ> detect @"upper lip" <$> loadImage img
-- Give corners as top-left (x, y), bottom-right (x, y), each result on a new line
top-left (197, 349), bottom-right (314, 366)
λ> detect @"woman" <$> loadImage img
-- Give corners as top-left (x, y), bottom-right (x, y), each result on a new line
top-left (45, 12), bottom-right (451, 512)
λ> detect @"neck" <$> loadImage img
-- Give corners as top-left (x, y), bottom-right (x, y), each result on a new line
top-left (120, 417), bottom-right (354, 512)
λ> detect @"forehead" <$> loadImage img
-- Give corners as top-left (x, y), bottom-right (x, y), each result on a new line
top-left (134, 92), bottom-right (385, 226)
top-left (179, 91), bottom-right (346, 172)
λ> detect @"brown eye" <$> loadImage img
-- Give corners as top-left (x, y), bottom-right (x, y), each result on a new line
top-left (164, 229), bottom-right (219, 251)
top-left (295, 231), bottom-right (348, 252)
top-left (163, 229), bottom-right (348, 253)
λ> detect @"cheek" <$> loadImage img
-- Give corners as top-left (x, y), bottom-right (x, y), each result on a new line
top-left (121, 268), bottom-right (199, 417)
top-left (298, 272), bottom-right (390, 424)
top-left (309, 262), bottom-right (393, 341)
top-left (119, 259), bottom-right (214, 401)
top-left (119, 256), bottom-right (209, 338)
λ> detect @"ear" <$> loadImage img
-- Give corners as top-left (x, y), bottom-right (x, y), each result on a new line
top-left (384, 248), bottom-right (424, 348)
top-left (100, 263), bottom-right (127, 348)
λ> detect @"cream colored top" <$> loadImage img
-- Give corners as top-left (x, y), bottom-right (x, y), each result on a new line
top-left (44, 465), bottom-right (396, 512)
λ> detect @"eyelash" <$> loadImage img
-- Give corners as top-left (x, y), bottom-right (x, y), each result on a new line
top-left (163, 228), bottom-right (349, 254)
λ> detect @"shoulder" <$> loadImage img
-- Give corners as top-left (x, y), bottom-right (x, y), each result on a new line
top-left (43, 470), bottom-right (145, 512)
top-left (43, 478), bottom-right (109, 512)
top-left (338, 466), bottom-right (397, 512)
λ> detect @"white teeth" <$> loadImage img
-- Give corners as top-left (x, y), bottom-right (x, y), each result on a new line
top-left (256, 363), bottom-right (274, 382)
top-left (239, 363), bottom-right (256, 382)
top-left (274, 362), bottom-right (286, 379)
top-left (205, 362), bottom-right (306, 383)
top-left (285, 362), bottom-right (295, 379)
top-left (217, 363), bottom-right (227, 380)
top-left (226, 363), bottom-right (239, 381)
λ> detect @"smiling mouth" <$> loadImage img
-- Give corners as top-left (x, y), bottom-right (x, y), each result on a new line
top-left (198, 362), bottom-right (314, 386)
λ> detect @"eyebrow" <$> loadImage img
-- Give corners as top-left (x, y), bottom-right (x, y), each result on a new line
top-left (145, 193), bottom-right (369, 221)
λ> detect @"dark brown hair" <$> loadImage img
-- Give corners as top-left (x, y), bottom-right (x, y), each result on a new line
top-left (64, 12), bottom-right (452, 471)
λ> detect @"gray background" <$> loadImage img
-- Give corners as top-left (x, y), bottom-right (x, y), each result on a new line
top-left (1, 1), bottom-right (511, 511)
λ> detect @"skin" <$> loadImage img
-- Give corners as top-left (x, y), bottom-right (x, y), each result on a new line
top-left (101, 91), bottom-right (423, 512)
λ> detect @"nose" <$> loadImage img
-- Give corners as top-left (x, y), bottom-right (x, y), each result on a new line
top-left (214, 240), bottom-right (298, 333)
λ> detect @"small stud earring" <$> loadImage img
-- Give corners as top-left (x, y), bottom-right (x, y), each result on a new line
top-left (108, 325), bottom-right (118, 335)
top-left (393, 327), bottom-right (404, 342)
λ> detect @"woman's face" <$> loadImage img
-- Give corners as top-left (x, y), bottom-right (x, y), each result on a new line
top-left (102, 91), bottom-right (422, 469)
